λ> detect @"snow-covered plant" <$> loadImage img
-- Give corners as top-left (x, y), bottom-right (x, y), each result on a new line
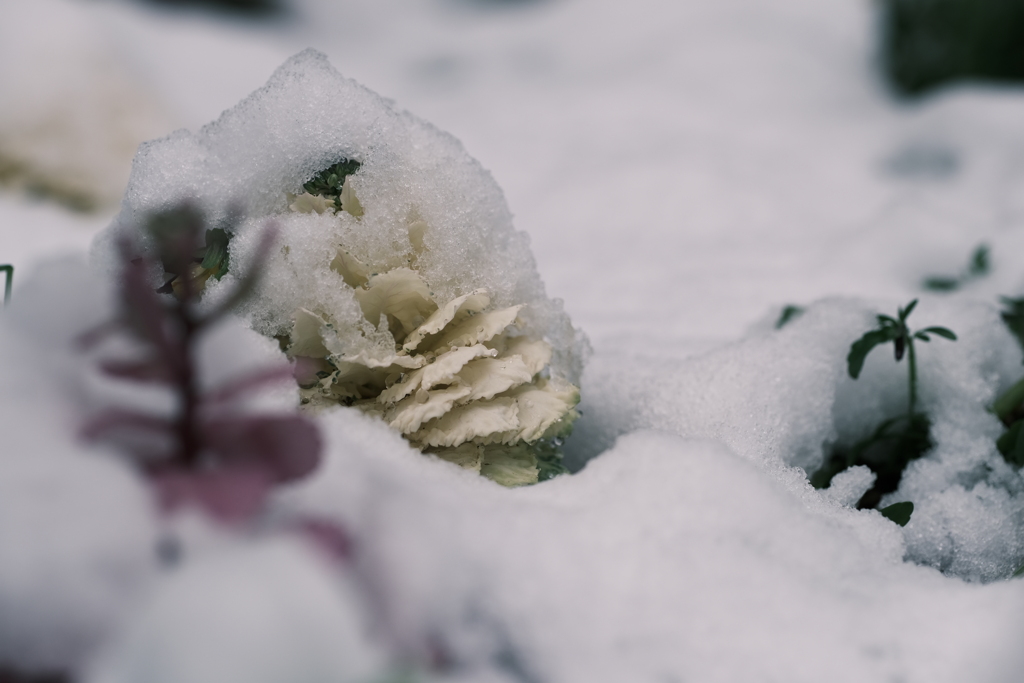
top-left (285, 161), bottom-right (578, 487)
top-left (813, 300), bottom-right (956, 521)
top-left (106, 50), bottom-right (587, 488)
top-left (81, 204), bottom-right (321, 522)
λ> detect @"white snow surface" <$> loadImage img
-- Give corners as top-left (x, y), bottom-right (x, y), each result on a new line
top-left (3, 0), bottom-right (1024, 681)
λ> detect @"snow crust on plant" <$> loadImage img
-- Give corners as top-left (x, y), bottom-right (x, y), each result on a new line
top-left (104, 49), bottom-right (586, 484)
top-left (108, 49), bottom-right (584, 383)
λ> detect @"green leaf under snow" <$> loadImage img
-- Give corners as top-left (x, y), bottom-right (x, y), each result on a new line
top-left (879, 501), bottom-right (914, 526)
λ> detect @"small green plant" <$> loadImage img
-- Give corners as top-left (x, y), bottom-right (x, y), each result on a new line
top-left (0, 264), bottom-right (12, 305)
top-left (302, 158), bottom-right (361, 212)
top-left (812, 300), bottom-right (956, 513)
top-left (922, 243), bottom-right (989, 292)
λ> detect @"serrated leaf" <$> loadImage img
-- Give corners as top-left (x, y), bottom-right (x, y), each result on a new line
top-left (879, 501), bottom-right (914, 526)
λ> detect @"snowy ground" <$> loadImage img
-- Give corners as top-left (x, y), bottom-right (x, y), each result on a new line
top-left (4, 0), bottom-right (1024, 681)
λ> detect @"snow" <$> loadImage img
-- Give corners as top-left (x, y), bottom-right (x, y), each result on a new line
top-left (4, 0), bottom-right (1024, 681)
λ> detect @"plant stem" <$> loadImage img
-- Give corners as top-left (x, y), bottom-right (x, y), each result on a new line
top-left (0, 264), bottom-right (12, 305)
top-left (176, 296), bottom-right (201, 467)
top-left (907, 335), bottom-right (918, 417)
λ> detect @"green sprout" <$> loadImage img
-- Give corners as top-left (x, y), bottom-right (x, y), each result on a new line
top-left (922, 244), bottom-right (989, 292)
top-left (813, 300), bottom-right (956, 514)
top-left (0, 264), bottom-right (11, 305)
top-left (303, 158), bottom-right (361, 212)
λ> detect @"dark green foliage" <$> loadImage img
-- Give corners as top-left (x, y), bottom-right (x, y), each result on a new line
top-left (813, 413), bottom-right (932, 509)
top-left (533, 440), bottom-right (571, 482)
top-left (1000, 296), bottom-right (1024, 351)
top-left (138, 0), bottom-right (284, 18)
top-left (879, 501), bottom-right (915, 526)
top-left (0, 264), bottom-right (11, 305)
top-left (200, 228), bottom-right (231, 280)
top-left (303, 159), bottom-right (362, 211)
top-left (879, 0), bottom-right (1024, 96)
top-left (922, 244), bottom-right (990, 292)
top-left (992, 375), bottom-right (1024, 467)
top-left (815, 301), bottom-right (955, 511)
top-left (775, 305), bottom-right (804, 329)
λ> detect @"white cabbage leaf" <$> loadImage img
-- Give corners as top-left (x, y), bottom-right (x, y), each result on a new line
top-left (378, 344), bottom-right (496, 404)
top-left (412, 397), bottom-right (520, 448)
top-left (402, 289), bottom-right (490, 352)
top-left (427, 305), bottom-right (523, 351)
top-left (387, 384), bottom-right (474, 434)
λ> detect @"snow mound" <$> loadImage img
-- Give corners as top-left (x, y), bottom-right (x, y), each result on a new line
top-left (84, 538), bottom-right (384, 683)
top-left (570, 296), bottom-right (1024, 582)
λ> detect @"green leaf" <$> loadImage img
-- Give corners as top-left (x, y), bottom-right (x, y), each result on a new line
top-left (200, 228), bottom-right (231, 279)
top-left (847, 328), bottom-right (897, 379)
top-left (879, 501), bottom-right (914, 526)
top-left (923, 276), bottom-right (960, 292)
top-left (877, 314), bottom-right (899, 326)
top-left (997, 421), bottom-right (1024, 467)
top-left (1013, 563), bottom-right (1024, 579)
top-left (900, 299), bottom-right (918, 321)
top-left (969, 244), bottom-right (990, 277)
top-left (775, 305), bottom-right (804, 329)
top-left (994, 376), bottom-right (1024, 422)
top-left (918, 326), bottom-right (956, 341)
top-left (913, 332), bottom-right (930, 342)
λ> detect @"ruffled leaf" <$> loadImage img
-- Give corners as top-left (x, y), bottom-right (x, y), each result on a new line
top-left (402, 288), bottom-right (490, 352)
top-left (412, 397), bottom-right (519, 448)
